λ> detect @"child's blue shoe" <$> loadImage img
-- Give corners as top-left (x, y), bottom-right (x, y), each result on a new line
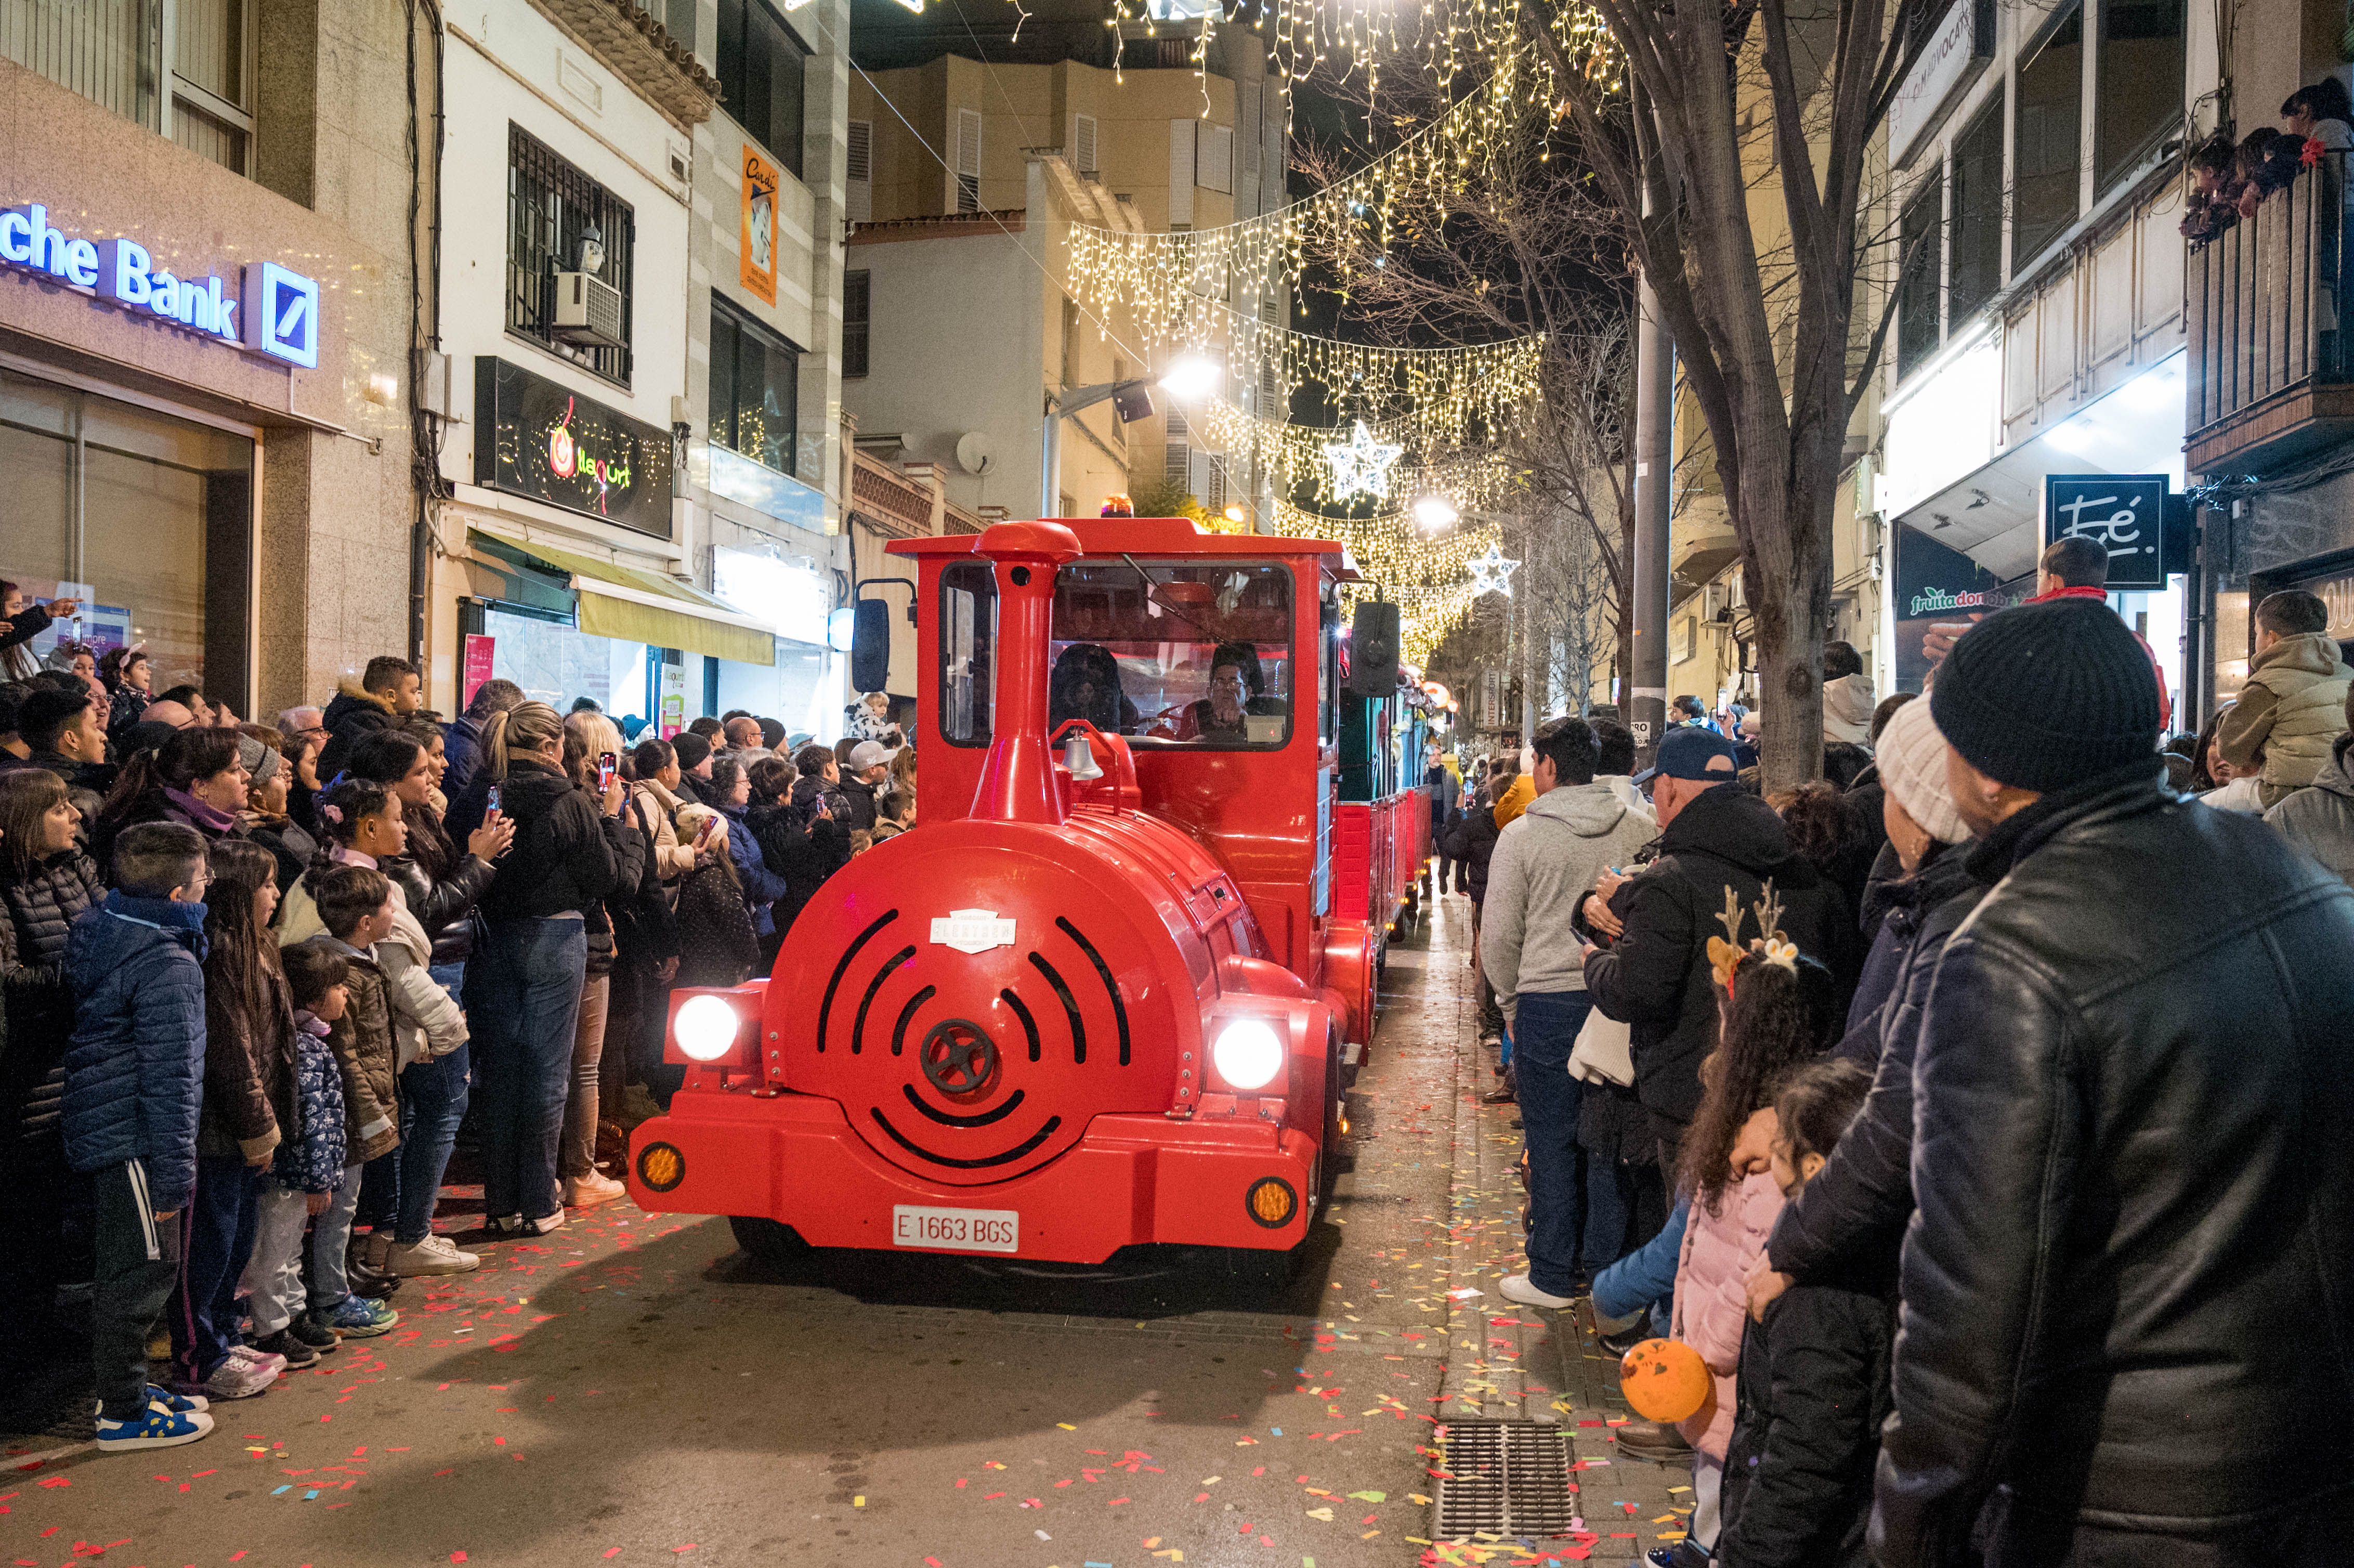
top-left (313, 1295), bottom-right (399, 1337)
top-left (94, 1402), bottom-right (214, 1452)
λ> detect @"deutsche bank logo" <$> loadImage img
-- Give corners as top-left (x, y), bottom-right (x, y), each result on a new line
top-left (245, 262), bottom-right (319, 368)
top-left (1, 200), bottom-right (323, 368)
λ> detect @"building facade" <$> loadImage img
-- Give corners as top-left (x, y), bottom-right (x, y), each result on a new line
top-left (0, 1), bottom-right (418, 717)
top-left (425, 0), bottom-right (855, 738)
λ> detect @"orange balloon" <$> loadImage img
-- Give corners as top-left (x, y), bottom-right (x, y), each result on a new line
top-left (1619, 1337), bottom-right (1711, 1423)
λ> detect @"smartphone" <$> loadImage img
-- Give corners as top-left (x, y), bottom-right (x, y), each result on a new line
top-left (696, 814), bottom-right (721, 844)
top-left (597, 751), bottom-right (618, 791)
top-left (486, 784), bottom-right (501, 814)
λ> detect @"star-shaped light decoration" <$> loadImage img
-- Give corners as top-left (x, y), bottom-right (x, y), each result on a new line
top-left (1322, 420), bottom-right (1405, 502)
top-left (1467, 543), bottom-right (1520, 598)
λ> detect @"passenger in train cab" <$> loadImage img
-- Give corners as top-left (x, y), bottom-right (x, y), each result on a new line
top-left (1048, 643), bottom-right (1139, 736)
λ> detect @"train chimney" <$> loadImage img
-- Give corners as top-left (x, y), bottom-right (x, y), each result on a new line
top-left (970, 518), bottom-right (1083, 825)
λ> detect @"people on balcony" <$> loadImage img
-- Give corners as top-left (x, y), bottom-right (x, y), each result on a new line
top-left (2283, 77), bottom-right (2353, 153)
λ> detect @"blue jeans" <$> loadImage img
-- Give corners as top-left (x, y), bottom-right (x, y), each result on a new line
top-left (1512, 990), bottom-right (1592, 1297)
top-left (468, 917), bottom-right (587, 1222)
top-left (1594, 1191), bottom-right (1691, 1325)
top-left (357, 962), bottom-right (473, 1244)
top-left (169, 1157), bottom-right (263, 1380)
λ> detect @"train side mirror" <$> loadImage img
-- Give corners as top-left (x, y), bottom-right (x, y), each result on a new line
top-left (848, 599), bottom-right (892, 693)
top-left (1345, 601), bottom-right (1402, 699)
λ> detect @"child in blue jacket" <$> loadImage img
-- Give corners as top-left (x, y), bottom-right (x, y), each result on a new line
top-left (62, 822), bottom-right (216, 1452)
top-left (235, 940), bottom-right (350, 1368)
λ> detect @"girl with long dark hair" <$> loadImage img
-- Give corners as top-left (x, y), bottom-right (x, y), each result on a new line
top-left (169, 840), bottom-right (297, 1401)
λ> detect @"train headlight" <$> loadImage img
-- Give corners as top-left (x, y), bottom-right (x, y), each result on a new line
top-left (675, 995), bottom-right (740, 1062)
top-left (1212, 1017), bottom-right (1286, 1090)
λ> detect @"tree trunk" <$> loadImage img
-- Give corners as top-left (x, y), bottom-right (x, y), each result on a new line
top-left (1617, 484), bottom-right (1637, 716)
top-left (1737, 417), bottom-right (1840, 786)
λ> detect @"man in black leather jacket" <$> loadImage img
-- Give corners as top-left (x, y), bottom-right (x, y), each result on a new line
top-left (1874, 599), bottom-right (2354, 1568)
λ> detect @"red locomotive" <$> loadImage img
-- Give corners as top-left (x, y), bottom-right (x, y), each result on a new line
top-left (625, 516), bottom-right (1394, 1275)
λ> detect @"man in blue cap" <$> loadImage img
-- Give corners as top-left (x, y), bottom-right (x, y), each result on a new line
top-left (1577, 725), bottom-right (1849, 1163)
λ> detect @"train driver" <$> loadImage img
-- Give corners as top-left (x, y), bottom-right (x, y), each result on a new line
top-left (1172, 640), bottom-right (1284, 742)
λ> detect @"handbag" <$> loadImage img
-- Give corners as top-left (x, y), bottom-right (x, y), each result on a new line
top-left (1569, 1001), bottom-right (1634, 1087)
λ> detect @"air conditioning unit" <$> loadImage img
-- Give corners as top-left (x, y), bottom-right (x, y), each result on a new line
top-left (551, 272), bottom-right (626, 349)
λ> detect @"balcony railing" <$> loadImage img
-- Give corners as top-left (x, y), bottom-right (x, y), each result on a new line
top-left (2186, 150), bottom-right (2354, 473)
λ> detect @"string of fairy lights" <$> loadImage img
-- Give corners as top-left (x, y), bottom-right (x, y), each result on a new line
top-left (1194, 396), bottom-right (1529, 509)
top-left (1269, 499), bottom-right (1515, 661)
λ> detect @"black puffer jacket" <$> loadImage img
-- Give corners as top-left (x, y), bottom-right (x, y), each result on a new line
top-left (754, 792), bottom-right (852, 937)
top-left (316, 681), bottom-right (394, 781)
top-left (1719, 1242), bottom-right (1898, 1568)
top-left (1873, 763), bottom-right (2354, 1567)
top-left (1778, 845), bottom-right (1985, 1274)
top-left (454, 760), bottom-right (625, 923)
top-left (0, 849), bottom-right (106, 1144)
top-left (1578, 784), bottom-right (1849, 1146)
top-left (380, 830), bottom-right (498, 968)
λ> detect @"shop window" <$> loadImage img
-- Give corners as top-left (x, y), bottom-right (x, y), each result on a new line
top-left (507, 123), bottom-right (637, 387)
top-left (2, 0), bottom-right (253, 176)
top-left (0, 367), bottom-right (251, 700)
top-left (2095, 0), bottom-right (2185, 191)
top-left (717, 0), bottom-right (808, 179)
top-left (844, 270), bottom-right (870, 380)
top-left (1896, 168), bottom-right (1944, 380)
top-left (939, 559), bottom-right (996, 747)
top-left (710, 294), bottom-right (802, 478)
top-left (1948, 100), bottom-right (2004, 322)
top-left (2012, 4), bottom-right (2084, 268)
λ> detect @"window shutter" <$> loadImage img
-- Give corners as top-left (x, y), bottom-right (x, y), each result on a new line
top-left (1188, 448), bottom-right (1214, 503)
top-left (956, 108), bottom-right (983, 213)
top-left (1074, 113), bottom-right (1098, 178)
top-left (1165, 438), bottom-right (1191, 487)
top-left (1168, 120), bottom-right (1196, 227)
top-left (846, 119), bottom-right (873, 224)
top-left (1198, 124), bottom-right (1234, 195)
top-left (1259, 291), bottom-right (1281, 407)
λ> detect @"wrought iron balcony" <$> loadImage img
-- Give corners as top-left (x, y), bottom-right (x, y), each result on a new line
top-left (2186, 150), bottom-right (2354, 473)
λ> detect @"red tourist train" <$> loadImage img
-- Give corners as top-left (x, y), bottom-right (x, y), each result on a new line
top-left (624, 516), bottom-right (1422, 1275)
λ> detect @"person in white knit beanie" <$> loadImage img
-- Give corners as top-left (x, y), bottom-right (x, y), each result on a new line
top-left (1874, 694), bottom-right (1969, 853)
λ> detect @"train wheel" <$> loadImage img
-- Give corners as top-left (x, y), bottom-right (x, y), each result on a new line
top-left (729, 1216), bottom-right (812, 1265)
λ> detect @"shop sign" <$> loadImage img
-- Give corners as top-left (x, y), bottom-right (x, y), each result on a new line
top-left (1894, 519), bottom-right (2027, 691)
top-left (1889, 0), bottom-right (1994, 164)
top-left (462, 634), bottom-right (498, 709)
top-left (0, 202), bottom-right (320, 368)
top-left (740, 149), bottom-right (780, 306)
top-left (474, 356), bottom-right (676, 540)
top-left (2044, 474), bottom-right (2168, 591)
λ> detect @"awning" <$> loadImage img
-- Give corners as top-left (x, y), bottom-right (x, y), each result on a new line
top-left (468, 529), bottom-right (775, 667)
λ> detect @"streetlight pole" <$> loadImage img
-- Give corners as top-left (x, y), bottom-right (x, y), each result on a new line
top-left (1038, 380), bottom-right (1149, 520)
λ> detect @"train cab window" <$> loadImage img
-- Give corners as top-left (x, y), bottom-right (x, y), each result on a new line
top-left (1047, 559), bottom-right (1293, 749)
top-left (939, 560), bottom-right (996, 747)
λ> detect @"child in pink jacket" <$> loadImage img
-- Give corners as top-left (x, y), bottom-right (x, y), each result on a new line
top-left (1667, 938), bottom-right (1841, 1551)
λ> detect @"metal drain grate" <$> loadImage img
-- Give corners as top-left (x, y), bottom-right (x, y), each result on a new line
top-left (1433, 1420), bottom-right (1578, 1539)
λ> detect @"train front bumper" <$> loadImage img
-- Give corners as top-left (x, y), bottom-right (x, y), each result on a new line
top-left (625, 1089), bottom-right (1316, 1262)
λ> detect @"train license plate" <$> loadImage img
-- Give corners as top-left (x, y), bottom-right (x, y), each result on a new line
top-left (891, 1205), bottom-right (1019, 1253)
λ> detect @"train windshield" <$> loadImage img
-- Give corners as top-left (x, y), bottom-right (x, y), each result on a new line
top-left (1048, 559), bottom-right (1293, 749)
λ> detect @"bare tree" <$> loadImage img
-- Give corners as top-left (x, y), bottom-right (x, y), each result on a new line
top-left (1291, 67), bottom-right (1640, 701)
top-left (1524, 0), bottom-right (1929, 782)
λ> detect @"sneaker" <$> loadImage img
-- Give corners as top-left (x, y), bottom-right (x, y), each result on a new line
top-left (486, 1209), bottom-right (566, 1237)
top-left (563, 1171), bottom-right (626, 1209)
top-left (225, 1343), bottom-right (287, 1375)
top-left (287, 1316), bottom-right (341, 1352)
top-left (1499, 1274), bottom-right (1577, 1310)
top-left (386, 1234), bottom-right (481, 1276)
top-left (184, 1354), bottom-right (278, 1401)
top-left (95, 1403), bottom-right (215, 1452)
top-left (251, 1328), bottom-right (319, 1369)
top-left (93, 1385), bottom-right (208, 1420)
top-left (315, 1296), bottom-right (400, 1338)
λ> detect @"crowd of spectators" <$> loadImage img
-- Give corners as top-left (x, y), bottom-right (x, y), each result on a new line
top-left (2181, 78), bottom-right (2353, 245)
top-left (0, 594), bottom-right (912, 1449)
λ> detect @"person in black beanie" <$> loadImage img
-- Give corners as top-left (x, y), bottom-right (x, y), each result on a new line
top-left (669, 731), bottom-right (717, 808)
top-left (1873, 598), bottom-right (2354, 1568)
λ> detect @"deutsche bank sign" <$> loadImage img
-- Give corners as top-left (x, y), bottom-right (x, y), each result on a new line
top-left (0, 202), bottom-right (321, 369)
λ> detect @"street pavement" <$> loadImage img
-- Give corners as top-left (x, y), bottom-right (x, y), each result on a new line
top-left (2, 890), bottom-right (1686, 1566)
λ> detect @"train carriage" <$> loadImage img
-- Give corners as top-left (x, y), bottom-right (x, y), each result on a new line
top-left (625, 517), bottom-right (1394, 1277)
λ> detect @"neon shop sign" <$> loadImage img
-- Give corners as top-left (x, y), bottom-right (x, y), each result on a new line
top-left (1, 202), bottom-right (321, 368)
top-left (474, 356), bottom-right (676, 541)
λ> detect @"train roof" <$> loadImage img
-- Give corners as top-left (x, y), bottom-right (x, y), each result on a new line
top-left (888, 517), bottom-right (1363, 579)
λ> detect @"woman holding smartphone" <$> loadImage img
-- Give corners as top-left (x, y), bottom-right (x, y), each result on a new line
top-left (464, 701), bottom-right (636, 1237)
top-left (555, 711), bottom-right (642, 1210)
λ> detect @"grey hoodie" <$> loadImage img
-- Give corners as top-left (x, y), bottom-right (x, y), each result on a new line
top-left (2267, 733), bottom-right (2354, 887)
top-left (1480, 780), bottom-right (1659, 1023)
